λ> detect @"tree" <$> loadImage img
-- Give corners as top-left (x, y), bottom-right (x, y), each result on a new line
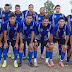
top-left (44, 0), bottom-right (55, 16)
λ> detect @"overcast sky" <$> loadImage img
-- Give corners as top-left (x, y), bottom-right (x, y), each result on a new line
top-left (0, 0), bottom-right (72, 16)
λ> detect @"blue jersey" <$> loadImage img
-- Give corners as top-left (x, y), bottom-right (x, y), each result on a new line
top-left (22, 10), bottom-right (37, 21)
top-left (15, 12), bottom-right (24, 22)
top-left (49, 13), bottom-right (67, 27)
top-left (52, 24), bottom-right (70, 39)
top-left (36, 14), bottom-right (49, 24)
top-left (35, 23), bottom-right (53, 41)
top-left (20, 20), bottom-right (36, 39)
top-left (0, 11), bottom-right (12, 23)
top-left (67, 15), bottom-right (72, 35)
top-left (3, 20), bottom-right (21, 41)
top-left (0, 22), bottom-right (3, 35)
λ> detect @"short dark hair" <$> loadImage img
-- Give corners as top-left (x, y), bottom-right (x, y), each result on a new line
top-left (15, 4), bottom-right (20, 8)
top-left (29, 4), bottom-right (34, 7)
top-left (55, 5), bottom-right (60, 9)
top-left (43, 16), bottom-right (49, 20)
top-left (9, 13), bottom-right (15, 18)
top-left (26, 13), bottom-right (32, 17)
top-left (5, 4), bottom-right (9, 6)
top-left (58, 17), bottom-right (65, 21)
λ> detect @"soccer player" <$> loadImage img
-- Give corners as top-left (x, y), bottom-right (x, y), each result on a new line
top-left (36, 7), bottom-right (49, 59)
top-left (35, 16), bottom-right (54, 67)
top-left (49, 5), bottom-right (67, 59)
top-left (52, 17), bottom-right (70, 67)
top-left (22, 4), bottom-right (37, 21)
top-left (0, 4), bottom-right (12, 23)
top-left (0, 22), bottom-right (3, 67)
top-left (2, 13), bottom-right (22, 68)
top-left (20, 13), bottom-right (36, 67)
top-left (14, 4), bottom-right (24, 22)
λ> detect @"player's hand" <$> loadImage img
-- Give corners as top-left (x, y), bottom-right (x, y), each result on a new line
top-left (4, 42), bottom-right (8, 48)
top-left (14, 43), bottom-right (18, 49)
top-left (63, 44), bottom-right (68, 49)
top-left (0, 42), bottom-right (2, 47)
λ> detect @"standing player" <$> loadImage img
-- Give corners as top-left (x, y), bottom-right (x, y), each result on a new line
top-left (35, 16), bottom-right (54, 67)
top-left (36, 7), bottom-right (49, 59)
top-left (0, 22), bottom-right (3, 67)
top-left (52, 17), bottom-right (70, 67)
top-left (49, 5), bottom-right (67, 59)
top-left (2, 13), bottom-right (22, 68)
top-left (20, 13), bottom-right (36, 67)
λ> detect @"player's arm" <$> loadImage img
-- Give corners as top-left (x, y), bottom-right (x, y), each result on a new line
top-left (0, 33), bottom-right (3, 47)
top-left (65, 35), bottom-right (69, 45)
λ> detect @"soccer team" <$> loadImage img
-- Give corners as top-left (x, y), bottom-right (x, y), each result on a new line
top-left (0, 4), bottom-right (72, 68)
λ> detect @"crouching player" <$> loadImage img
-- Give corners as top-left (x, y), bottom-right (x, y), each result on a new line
top-left (2, 13), bottom-right (22, 68)
top-left (52, 17), bottom-right (70, 67)
top-left (0, 22), bottom-right (3, 67)
top-left (20, 13), bottom-right (36, 67)
top-left (35, 16), bottom-right (54, 67)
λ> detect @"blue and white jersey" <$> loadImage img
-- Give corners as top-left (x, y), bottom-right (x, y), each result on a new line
top-left (0, 22), bottom-right (3, 36)
top-left (3, 20), bottom-right (21, 41)
top-left (49, 13), bottom-right (67, 27)
top-left (67, 15), bottom-right (72, 35)
top-left (15, 12), bottom-right (24, 22)
top-left (0, 11), bottom-right (12, 23)
top-left (36, 14), bottom-right (49, 24)
top-left (52, 23), bottom-right (70, 39)
top-left (35, 23), bottom-right (53, 41)
top-left (22, 10), bottom-right (37, 21)
top-left (20, 19), bottom-right (36, 39)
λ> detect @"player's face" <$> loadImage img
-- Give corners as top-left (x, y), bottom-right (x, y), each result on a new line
top-left (55, 7), bottom-right (60, 13)
top-left (9, 17), bottom-right (16, 25)
top-left (4, 6), bottom-right (10, 12)
top-left (42, 19), bottom-right (49, 27)
top-left (26, 16), bottom-right (32, 24)
top-left (40, 8), bottom-right (45, 15)
top-left (58, 19), bottom-right (65, 27)
top-left (28, 5), bottom-right (34, 12)
top-left (15, 7), bottom-right (20, 12)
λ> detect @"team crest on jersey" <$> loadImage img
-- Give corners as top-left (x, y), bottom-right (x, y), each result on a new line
top-left (38, 17), bottom-right (41, 20)
top-left (40, 28), bottom-right (43, 32)
top-left (24, 26), bottom-right (27, 30)
top-left (70, 18), bottom-right (72, 21)
top-left (3, 14), bottom-right (5, 17)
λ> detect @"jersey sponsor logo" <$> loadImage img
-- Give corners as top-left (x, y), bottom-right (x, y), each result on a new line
top-left (2, 14), bottom-right (5, 17)
top-left (38, 17), bottom-right (41, 20)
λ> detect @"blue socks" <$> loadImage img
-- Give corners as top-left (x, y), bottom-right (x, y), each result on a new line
top-left (13, 47), bottom-right (18, 60)
top-left (0, 47), bottom-right (3, 61)
top-left (58, 45), bottom-right (62, 56)
top-left (67, 56), bottom-right (70, 63)
top-left (3, 47), bottom-right (8, 60)
top-left (67, 48), bottom-right (70, 54)
top-left (28, 51), bottom-right (33, 62)
top-left (19, 52), bottom-right (23, 63)
top-left (49, 51), bottom-right (53, 60)
top-left (46, 51), bottom-right (49, 58)
top-left (41, 45), bottom-right (44, 55)
top-left (24, 45), bottom-right (26, 56)
top-left (61, 51), bottom-right (65, 61)
top-left (34, 51), bottom-right (37, 58)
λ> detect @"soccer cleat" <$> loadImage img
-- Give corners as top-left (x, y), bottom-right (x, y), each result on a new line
top-left (11, 55), bottom-right (14, 59)
top-left (14, 62), bottom-right (18, 68)
top-left (28, 62), bottom-right (34, 67)
top-left (1, 54), bottom-right (3, 58)
top-left (0, 61), bottom-right (2, 67)
top-left (59, 61), bottom-right (65, 68)
top-left (18, 62), bottom-right (22, 67)
top-left (58, 55), bottom-right (61, 60)
top-left (22, 55), bottom-right (26, 60)
top-left (65, 62), bottom-right (69, 67)
top-left (46, 62), bottom-right (51, 67)
top-left (26, 56), bottom-right (29, 60)
top-left (7, 53), bottom-right (11, 58)
top-left (40, 54), bottom-right (44, 59)
top-left (50, 60), bottom-right (54, 67)
top-left (34, 61), bottom-right (38, 67)
top-left (2, 62), bottom-right (7, 68)
top-left (17, 55), bottom-right (19, 59)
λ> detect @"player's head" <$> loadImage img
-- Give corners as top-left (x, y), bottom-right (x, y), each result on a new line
top-left (4, 4), bottom-right (10, 12)
top-left (9, 13), bottom-right (16, 25)
top-left (55, 5), bottom-right (60, 13)
top-left (26, 13), bottom-right (32, 24)
top-left (15, 4), bottom-right (20, 12)
top-left (40, 7), bottom-right (45, 15)
top-left (28, 4), bottom-right (34, 12)
top-left (42, 16), bottom-right (49, 27)
top-left (58, 17), bottom-right (65, 27)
